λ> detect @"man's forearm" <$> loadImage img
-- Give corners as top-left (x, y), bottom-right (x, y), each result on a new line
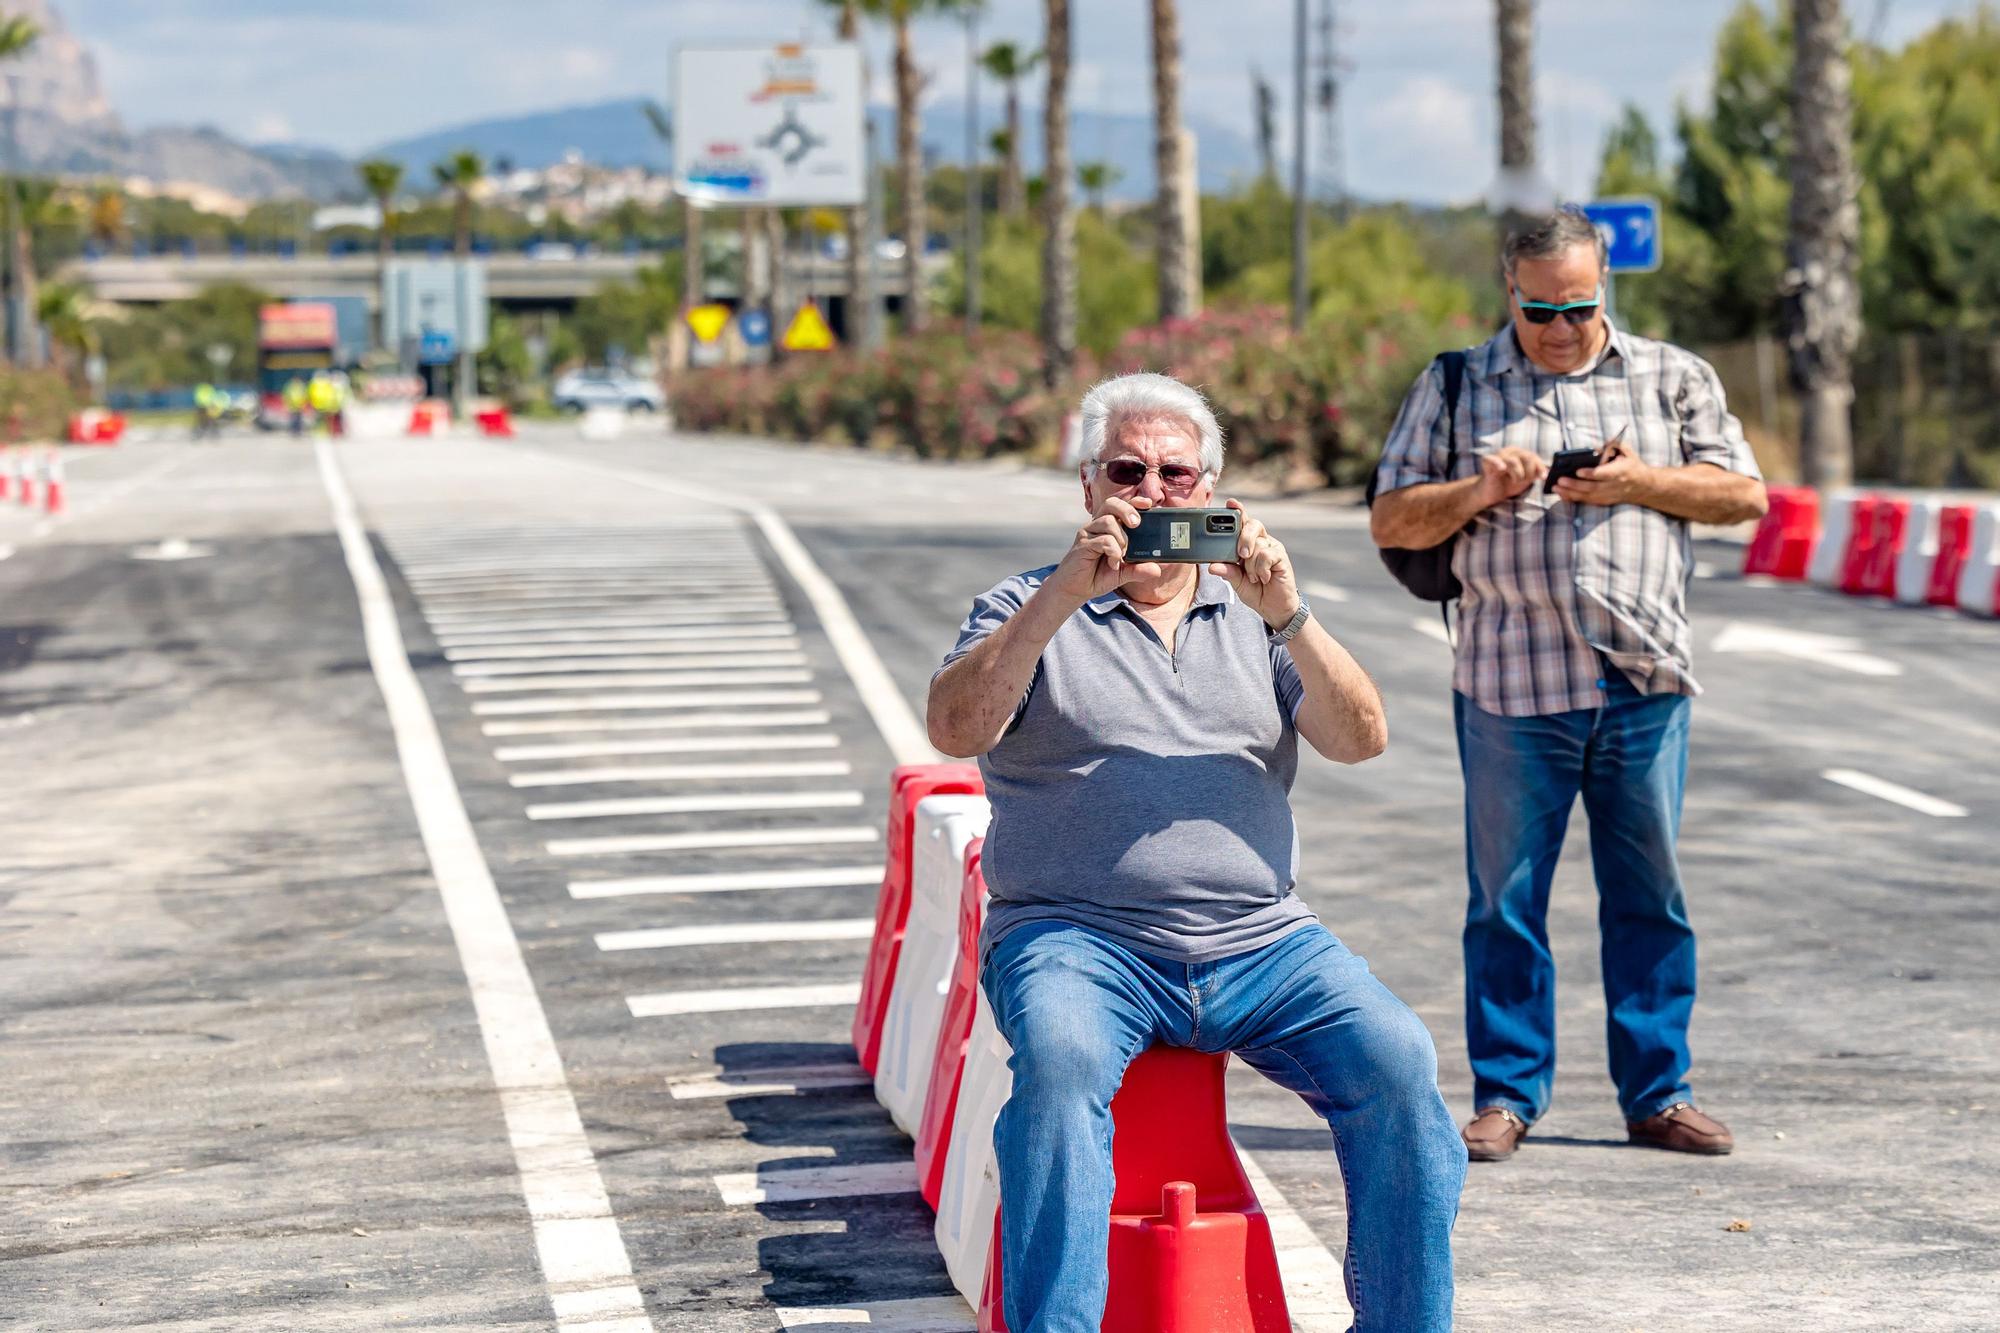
top-left (1636, 464), bottom-right (1768, 525)
top-left (926, 586), bottom-right (1078, 757)
top-left (1370, 475), bottom-right (1487, 550)
top-left (1284, 619), bottom-right (1387, 764)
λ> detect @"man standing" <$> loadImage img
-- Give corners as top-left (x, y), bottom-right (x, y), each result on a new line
top-left (1370, 209), bottom-right (1767, 1163)
top-left (929, 372), bottom-right (1465, 1332)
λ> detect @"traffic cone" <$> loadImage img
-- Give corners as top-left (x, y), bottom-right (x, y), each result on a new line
top-left (16, 449), bottom-right (34, 507)
top-left (42, 449), bottom-right (64, 516)
top-left (0, 449), bottom-right (12, 501)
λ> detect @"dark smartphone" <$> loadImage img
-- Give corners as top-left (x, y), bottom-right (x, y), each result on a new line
top-left (1543, 447), bottom-right (1602, 495)
top-left (1124, 507), bottom-right (1241, 563)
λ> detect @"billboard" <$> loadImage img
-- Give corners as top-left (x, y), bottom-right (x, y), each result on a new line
top-left (381, 259), bottom-right (489, 358)
top-left (258, 303), bottom-right (337, 350)
top-left (673, 43), bottom-right (866, 207)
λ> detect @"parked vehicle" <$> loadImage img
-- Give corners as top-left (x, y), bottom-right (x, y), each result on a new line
top-left (551, 369), bottom-right (665, 414)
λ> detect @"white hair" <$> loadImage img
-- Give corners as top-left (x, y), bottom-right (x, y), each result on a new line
top-left (1077, 372), bottom-right (1225, 477)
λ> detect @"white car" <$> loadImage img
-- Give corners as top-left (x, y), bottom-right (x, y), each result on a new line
top-left (552, 370), bottom-right (665, 414)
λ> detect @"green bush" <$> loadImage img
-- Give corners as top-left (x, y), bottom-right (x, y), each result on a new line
top-left (0, 368), bottom-right (84, 440)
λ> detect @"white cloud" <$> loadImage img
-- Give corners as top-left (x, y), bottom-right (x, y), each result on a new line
top-left (556, 47), bottom-right (612, 81)
top-left (248, 111), bottom-right (294, 143)
top-left (1357, 75), bottom-right (1488, 205)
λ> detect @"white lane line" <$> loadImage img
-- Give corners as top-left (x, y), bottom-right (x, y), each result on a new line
top-left (461, 668), bottom-right (811, 693)
top-left (667, 1061), bottom-right (871, 1100)
top-left (455, 650), bottom-right (807, 676)
top-left (548, 825), bottom-right (879, 858)
top-left (497, 733), bottom-right (840, 762)
top-left (474, 689), bottom-right (822, 716)
top-left (570, 865), bottom-right (883, 900)
top-left (450, 636), bottom-right (801, 663)
top-left (1821, 768), bottom-right (1969, 818)
top-left (596, 918), bottom-right (874, 952)
top-left (420, 584), bottom-right (776, 605)
top-left (1711, 621), bottom-right (1904, 677)
top-left (527, 790), bottom-right (864, 821)
top-left (408, 562), bottom-right (760, 581)
top-left (776, 1297), bottom-right (975, 1330)
top-left (427, 597), bottom-right (785, 620)
top-left (1409, 615), bottom-right (1452, 644)
top-left (512, 759), bottom-right (853, 788)
top-left (446, 627), bottom-right (797, 658)
top-left (315, 442), bottom-right (651, 1333)
top-left (628, 981), bottom-right (863, 1019)
top-left (1302, 579), bottom-right (1352, 603)
top-left (436, 613), bottom-right (792, 639)
top-left (483, 709), bottom-right (831, 738)
top-left (500, 446), bottom-right (941, 765)
top-left (713, 1160), bottom-right (917, 1207)
top-left (1234, 1141), bottom-right (1354, 1331)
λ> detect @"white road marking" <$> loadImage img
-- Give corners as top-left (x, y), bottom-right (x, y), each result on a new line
top-left (1821, 768), bottom-right (1969, 818)
top-left (548, 825), bottom-right (879, 858)
top-left (435, 613), bottom-right (792, 638)
top-left (1693, 560), bottom-right (1718, 579)
top-left (19, 448), bottom-right (199, 540)
top-left (462, 668), bottom-right (812, 694)
top-left (483, 709), bottom-right (831, 738)
top-left (408, 562), bottom-right (759, 581)
top-left (511, 759), bottom-right (853, 788)
top-left (668, 1061), bottom-right (871, 1100)
top-left (713, 1160), bottom-right (917, 1206)
top-left (426, 597), bottom-right (785, 620)
top-left (1302, 579), bottom-right (1351, 603)
top-left (315, 442), bottom-right (651, 1333)
top-left (595, 918), bottom-right (874, 952)
top-left (570, 865), bottom-right (883, 900)
top-left (1410, 615), bottom-right (1453, 644)
top-left (776, 1297), bottom-right (975, 1330)
top-left (419, 583), bottom-right (776, 605)
top-left (497, 733), bottom-right (839, 761)
top-left (1712, 620), bottom-right (1903, 677)
top-left (128, 537), bottom-right (214, 561)
top-left (455, 651), bottom-right (809, 677)
top-left (1235, 1137), bottom-right (1356, 1330)
top-left (527, 790), bottom-right (864, 821)
top-left (448, 632), bottom-right (800, 661)
top-left (474, 689), bottom-right (822, 716)
top-left (628, 981), bottom-right (864, 1019)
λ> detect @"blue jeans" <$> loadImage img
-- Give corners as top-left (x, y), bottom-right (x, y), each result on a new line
top-left (1454, 674), bottom-right (1696, 1126)
top-left (981, 920), bottom-right (1465, 1333)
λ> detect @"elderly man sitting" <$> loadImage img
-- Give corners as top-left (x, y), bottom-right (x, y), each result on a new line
top-left (927, 372), bottom-right (1466, 1333)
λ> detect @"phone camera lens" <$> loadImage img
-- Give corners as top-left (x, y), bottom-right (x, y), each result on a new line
top-left (1205, 514), bottom-right (1235, 535)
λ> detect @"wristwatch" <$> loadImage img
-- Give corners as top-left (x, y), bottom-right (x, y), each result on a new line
top-left (1270, 597), bottom-right (1312, 644)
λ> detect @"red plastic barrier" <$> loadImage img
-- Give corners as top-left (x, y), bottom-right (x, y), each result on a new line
top-left (1742, 484), bottom-right (1820, 579)
top-left (475, 407), bottom-right (515, 438)
top-left (66, 409), bottom-right (125, 445)
top-left (1925, 505), bottom-right (1977, 608)
top-left (852, 763), bottom-right (984, 1075)
top-left (407, 402), bottom-right (450, 436)
top-left (915, 836), bottom-right (986, 1209)
top-left (1841, 495), bottom-right (1909, 597)
top-left (980, 1047), bottom-right (1291, 1333)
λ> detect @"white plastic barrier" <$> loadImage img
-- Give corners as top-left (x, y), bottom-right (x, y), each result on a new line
top-left (1956, 504), bottom-right (2000, 617)
top-left (580, 406), bottom-right (627, 440)
top-left (935, 981), bottom-right (1013, 1303)
top-left (343, 402), bottom-right (408, 440)
top-left (1893, 497), bottom-right (1945, 605)
top-left (875, 794), bottom-right (990, 1135)
top-left (1807, 490), bottom-right (1859, 587)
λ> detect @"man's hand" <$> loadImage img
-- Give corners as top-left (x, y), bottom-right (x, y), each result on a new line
top-left (1475, 447), bottom-right (1547, 507)
top-left (1045, 494), bottom-right (1165, 607)
top-left (1554, 440), bottom-right (1653, 507)
top-left (1206, 499), bottom-right (1300, 629)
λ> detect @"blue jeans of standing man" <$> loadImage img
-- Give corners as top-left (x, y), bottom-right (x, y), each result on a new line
top-left (1454, 672), bottom-right (1697, 1126)
top-left (981, 919), bottom-right (1465, 1333)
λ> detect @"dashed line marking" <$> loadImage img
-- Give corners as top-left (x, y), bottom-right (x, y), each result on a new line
top-left (1409, 616), bottom-right (1452, 644)
top-left (548, 825), bottom-right (879, 858)
top-left (627, 981), bottom-right (863, 1019)
top-left (775, 1297), bottom-right (975, 1330)
top-left (482, 708), bottom-right (830, 738)
top-left (462, 668), bottom-right (812, 694)
top-left (473, 689), bottom-right (822, 716)
top-left (526, 790), bottom-right (864, 821)
top-left (713, 1160), bottom-right (918, 1206)
top-left (453, 651), bottom-right (808, 677)
top-left (1301, 579), bottom-right (1351, 603)
top-left (667, 1062), bottom-right (871, 1100)
top-left (495, 733), bottom-right (840, 762)
top-left (569, 865), bottom-right (883, 900)
top-left (450, 635), bottom-right (801, 663)
top-left (595, 919), bottom-right (874, 952)
top-left (510, 758), bottom-right (853, 788)
top-left (1821, 768), bottom-right (1968, 818)
top-left (435, 613), bottom-right (792, 639)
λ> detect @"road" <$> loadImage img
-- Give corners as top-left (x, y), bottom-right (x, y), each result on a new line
top-left (2, 426), bottom-right (1995, 1332)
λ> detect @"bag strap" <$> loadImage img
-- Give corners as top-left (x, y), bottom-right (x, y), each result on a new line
top-left (1438, 349), bottom-right (1469, 646)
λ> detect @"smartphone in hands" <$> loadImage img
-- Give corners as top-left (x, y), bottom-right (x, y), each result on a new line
top-left (1124, 507), bottom-right (1242, 563)
top-left (1543, 426), bottom-right (1627, 495)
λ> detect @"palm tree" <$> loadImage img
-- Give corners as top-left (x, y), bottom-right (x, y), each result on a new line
top-left (0, 13), bottom-right (41, 365)
top-left (357, 159), bottom-right (404, 352)
top-left (980, 40), bottom-right (1042, 218)
top-left (36, 279), bottom-right (95, 391)
top-left (10, 178), bottom-right (59, 369)
top-left (1785, 0), bottom-right (1861, 489)
top-left (1149, 0), bottom-right (1195, 320)
top-left (832, 0), bottom-right (876, 347)
top-left (1076, 160), bottom-right (1121, 213)
top-left (87, 185), bottom-right (123, 250)
top-left (431, 150), bottom-right (484, 257)
top-left (1040, 0), bottom-right (1075, 384)
top-left (1494, 0), bottom-right (1537, 245)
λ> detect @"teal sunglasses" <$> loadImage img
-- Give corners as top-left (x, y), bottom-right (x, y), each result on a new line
top-left (1514, 284), bottom-right (1603, 325)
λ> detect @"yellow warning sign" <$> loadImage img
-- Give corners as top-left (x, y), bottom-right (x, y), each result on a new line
top-left (686, 303), bottom-right (732, 344)
top-left (781, 302), bottom-right (836, 352)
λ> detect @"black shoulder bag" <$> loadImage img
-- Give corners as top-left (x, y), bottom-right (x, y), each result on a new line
top-left (1364, 349), bottom-right (1468, 603)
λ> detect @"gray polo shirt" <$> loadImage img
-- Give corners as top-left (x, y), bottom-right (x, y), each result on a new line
top-left (936, 565), bottom-right (1318, 964)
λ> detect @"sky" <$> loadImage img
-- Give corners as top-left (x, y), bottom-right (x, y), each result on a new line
top-left (62, 0), bottom-right (1977, 205)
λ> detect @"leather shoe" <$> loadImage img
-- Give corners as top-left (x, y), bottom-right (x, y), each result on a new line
top-left (1627, 1102), bottom-right (1734, 1155)
top-left (1462, 1105), bottom-right (1529, 1162)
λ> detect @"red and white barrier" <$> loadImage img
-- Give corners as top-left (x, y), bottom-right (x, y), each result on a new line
top-left (935, 972), bottom-right (1014, 1302)
top-left (66, 408), bottom-right (125, 445)
top-left (1956, 504), bottom-right (2000, 617)
top-left (14, 449), bottom-right (34, 507)
top-left (1742, 484), bottom-right (1819, 580)
top-left (1807, 491), bottom-right (1859, 588)
top-left (41, 450), bottom-right (63, 516)
top-left (407, 401), bottom-right (451, 437)
top-left (876, 794), bottom-right (990, 1135)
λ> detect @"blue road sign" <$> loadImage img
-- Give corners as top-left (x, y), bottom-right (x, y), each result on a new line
top-left (418, 328), bottom-right (456, 365)
top-left (738, 309), bottom-right (772, 347)
top-left (1582, 198), bottom-right (1661, 273)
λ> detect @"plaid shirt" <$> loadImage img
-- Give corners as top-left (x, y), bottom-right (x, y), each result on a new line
top-left (1375, 324), bottom-right (1762, 717)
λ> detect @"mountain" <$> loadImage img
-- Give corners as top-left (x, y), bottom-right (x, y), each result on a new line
top-left (368, 97), bottom-right (1260, 200)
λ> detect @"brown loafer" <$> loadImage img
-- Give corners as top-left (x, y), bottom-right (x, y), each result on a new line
top-left (1463, 1105), bottom-right (1530, 1162)
top-left (1627, 1102), bottom-right (1734, 1155)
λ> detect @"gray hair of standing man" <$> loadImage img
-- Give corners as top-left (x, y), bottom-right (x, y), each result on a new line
top-left (1502, 206), bottom-right (1610, 276)
top-left (1077, 372), bottom-right (1227, 477)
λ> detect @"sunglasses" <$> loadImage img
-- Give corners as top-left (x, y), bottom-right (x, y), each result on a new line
top-left (1514, 284), bottom-right (1603, 326)
top-left (1088, 458), bottom-right (1209, 492)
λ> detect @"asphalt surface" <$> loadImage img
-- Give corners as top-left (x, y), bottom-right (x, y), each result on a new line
top-left (2, 425), bottom-right (1995, 1331)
